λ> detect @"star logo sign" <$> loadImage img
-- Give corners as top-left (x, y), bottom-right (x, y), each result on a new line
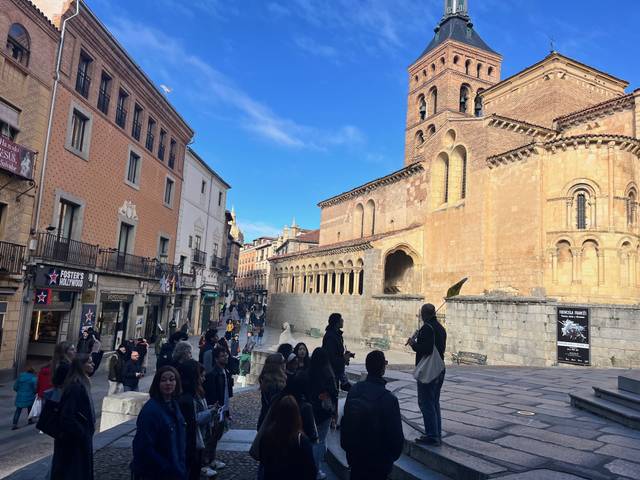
top-left (37, 291), bottom-right (48, 303)
top-left (47, 269), bottom-right (59, 285)
top-left (85, 309), bottom-right (94, 323)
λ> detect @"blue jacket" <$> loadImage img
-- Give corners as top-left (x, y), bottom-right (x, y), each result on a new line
top-left (131, 397), bottom-right (187, 480)
top-left (13, 372), bottom-right (37, 408)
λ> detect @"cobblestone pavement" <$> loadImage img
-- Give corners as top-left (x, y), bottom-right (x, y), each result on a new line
top-left (229, 388), bottom-right (260, 430)
top-left (215, 452), bottom-right (258, 480)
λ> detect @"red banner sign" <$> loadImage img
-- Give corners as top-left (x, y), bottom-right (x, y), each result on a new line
top-left (0, 136), bottom-right (35, 180)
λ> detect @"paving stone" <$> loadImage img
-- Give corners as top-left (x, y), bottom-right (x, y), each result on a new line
top-left (604, 459), bottom-right (640, 479)
top-left (440, 402), bottom-right (476, 413)
top-left (441, 410), bottom-right (510, 430)
top-left (502, 425), bottom-right (603, 451)
top-left (547, 425), bottom-right (602, 440)
top-left (444, 434), bottom-right (546, 468)
top-left (400, 402), bottom-right (422, 413)
top-left (468, 409), bottom-right (550, 429)
top-left (494, 470), bottom-right (591, 480)
top-left (502, 403), bottom-right (577, 418)
top-left (495, 436), bottom-right (604, 467)
top-left (401, 411), bottom-right (423, 421)
top-left (441, 419), bottom-right (504, 441)
top-left (448, 398), bottom-right (515, 414)
top-left (597, 434), bottom-right (640, 450)
top-left (599, 425), bottom-right (640, 440)
top-left (595, 443), bottom-right (640, 463)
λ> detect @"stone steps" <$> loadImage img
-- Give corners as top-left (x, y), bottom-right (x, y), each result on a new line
top-left (325, 428), bottom-right (451, 480)
top-left (569, 392), bottom-right (640, 430)
top-left (593, 386), bottom-right (640, 412)
top-left (618, 371), bottom-right (640, 395)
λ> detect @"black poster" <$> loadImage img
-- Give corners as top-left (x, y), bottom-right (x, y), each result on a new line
top-left (557, 307), bottom-right (590, 366)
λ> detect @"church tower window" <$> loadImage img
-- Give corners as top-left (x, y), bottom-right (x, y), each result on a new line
top-left (474, 89), bottom-right (485, 117)
top-left (418, 95), bottom-right (427, 120)
top-left (576, 193), bottom-right (587, 230)
top-left (628, 190), bottom-right (637, 225)
top-left (465, 59), bottom-right (472, 75)
top-left (477, 63), bottom-right (483, 78)
top-left (429, 87), bottom-right (438, 115)
top-left (459, 85), bottom-right (470, 113)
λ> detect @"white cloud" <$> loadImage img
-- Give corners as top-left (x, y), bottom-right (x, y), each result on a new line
top-left (107, 18), bottom-right (365, 150)
top-left (294, 36), bottom-right (339, 60)
top-left (239, 221), bottom-right (281, 240)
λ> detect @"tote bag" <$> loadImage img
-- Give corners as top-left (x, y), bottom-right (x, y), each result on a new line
top-left (412, 324), bottom-right (445, 384)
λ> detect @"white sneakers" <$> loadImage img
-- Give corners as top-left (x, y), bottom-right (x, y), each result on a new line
top-left (200, 466), bottom-right (217, 478)
top-left (317, 471), bottom-right (327, 480)
top-left (211, 460), bottom-right (226, 470)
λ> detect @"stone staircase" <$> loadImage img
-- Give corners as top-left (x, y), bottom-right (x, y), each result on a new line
top-left (569, 370), bottom-right (640, 430)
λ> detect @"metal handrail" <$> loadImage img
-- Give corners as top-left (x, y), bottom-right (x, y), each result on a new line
top-left (34, 233), bottom-right (98, 268)
top-left (0, 240), bottom-right (25, 274)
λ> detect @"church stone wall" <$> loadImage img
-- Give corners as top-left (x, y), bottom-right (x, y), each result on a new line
top-left (447, 297), bottom-right (640, 368)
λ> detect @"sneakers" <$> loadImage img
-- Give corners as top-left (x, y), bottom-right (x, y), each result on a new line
top-left (415, 435), bottom-right (442, 446)
top-left (210, 460), bottom-right (226, 470)
top-left (316, 471), bottom-right (327, 480)
top-left (200, 466), bottom-right (217, 478)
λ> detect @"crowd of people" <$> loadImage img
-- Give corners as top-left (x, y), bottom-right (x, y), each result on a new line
top-left (9, 300), bottom-right (447, 480)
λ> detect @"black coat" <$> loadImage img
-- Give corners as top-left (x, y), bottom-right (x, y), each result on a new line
top-left (308, 367), bottom-right (338, 424)
top-left (260, 434), bottom-right (317, 480)
top-left (203, 365), bottom-right (233, 407)
top-left (322, 327), bottom-right (346, 378)
top-left (51, 381), bottom-right (95, 480)
top-left (340, 375), bottom-right (404, 470)
top-left (52, 360), bottom-right (70, 388)
top-left (77, 336), bottom-right (94, 355)
top-left (122, 360), bottom-right (143, 389)
top-left (412, 320), bottom-right (447, 365)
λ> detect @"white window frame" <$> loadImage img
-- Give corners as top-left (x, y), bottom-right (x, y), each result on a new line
top-left (164, 175), bottom-right (175, 208)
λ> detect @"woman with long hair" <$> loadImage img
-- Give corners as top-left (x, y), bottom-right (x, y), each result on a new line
top-left (177, 360), bottom-right (216, 479)
top-left (257, 353), bottom-right (287, 430)
top-left (308, 348), bottom-right (338, 480)
top-left (50, 354), bottom-right (95, 480)
top-left (52, 341), bottom-right (76, 387)
top-left (293, 343), bottom-right (310, 371)
top-left (259, 395), bottom-right (317, 480)
top-left (131, 366), bottom-right (187, 480)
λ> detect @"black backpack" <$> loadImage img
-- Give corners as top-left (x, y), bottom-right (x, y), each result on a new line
top-left (156, 342), bottom-right (174, 369)
top-left (340, 390), bottom-right (383, 455)
top-left (36, 388), bottom-right (63, 439)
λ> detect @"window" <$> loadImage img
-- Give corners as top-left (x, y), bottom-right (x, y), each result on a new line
top-left (477, 63), bottom-right (483, 79)
top-left (57, 200), bottom-right (79, 239)
top-left (6, 24), bottom-right (30, 66)
top-left (459, 85), bottom-right (470, 113)
top-left (164, 178), bottom-right (174, 206)
top-left (0, 203), bottom-right (6, 239)
top-left (474, 90), bottom-right (485, 117)
top-left (627, 190), bottom-right (637, 225)
top-left (188, 235), bottom-right (193, 248)
top-left (97, 72), bottom-right (111, 114)
top-left (201, 180), bottom-right (207, 194)
top-left (126, 151), bottom-right (141, 186)
top-left (488, 66), bottom-right (494, 77)
top-left (118, 222), bottom-right (134, 253)
top-left (158, 236), bottom-right (169, 259)
top-left (158, 129), bottom-right (166, 160)
top-left (194, 235), bottom-right (202, 250)
top-left (116, 90), bottom-right (128, 128)
top-left (0, 100), bottom-right (20, 140)
top-left (429, 87), bottom-right (438, 115)
top-left (465, 59), bottom-right (472, 75)
top-left (169, 138), bottom-right (177, 169)
top-left (418, 95), bottom-right (426, 120)
top-left (218, 191), bottom-right (223, 206)
top-left (132, 104), bottom-right (142, 140)
top-left (70, 109), bottom-right (88, 152)
top-left (146, 118), bottom-right (156, 151)
top-left (415, 130), bottom-right (425, 147)
top-left (576, 193), bottom-right (587, 230)
top-left (75, 52), bottom-right (92, 98)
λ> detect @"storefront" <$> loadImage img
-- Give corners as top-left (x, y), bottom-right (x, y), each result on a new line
top-left (27, 265), bottom-right (89, 358)
top-left (200, 290), bottom-right (219, 332)
top-left (98, 292), bottom-right (134, 351)
top-left (144, 294), bottom-right (166, 340)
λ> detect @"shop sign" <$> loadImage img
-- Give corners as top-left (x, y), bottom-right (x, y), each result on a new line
top-left (0, 135), bottom-right (35, 180)
top-left (100, 292), bottom-right (134, 303)
top-left (36, 266), bottom-right (89, 290)
top-left (557, 307), bottom-right (590, 366)
top-left (35, 288), bottom-right (52, 305)
top-left (80, 304), bottom-right (96, 333)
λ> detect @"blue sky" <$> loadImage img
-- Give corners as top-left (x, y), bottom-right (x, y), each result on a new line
top-left (88, 0), bottom-right (639, 241)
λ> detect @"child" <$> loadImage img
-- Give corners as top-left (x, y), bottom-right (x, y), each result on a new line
top-left (12, 367), bottom-right (37, 430)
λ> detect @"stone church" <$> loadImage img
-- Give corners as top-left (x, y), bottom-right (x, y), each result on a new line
top-left (269, 0), bottom-right (640, 367)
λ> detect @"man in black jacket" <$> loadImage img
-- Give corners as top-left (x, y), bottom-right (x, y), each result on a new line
top-left (408, 303), bottom-right (447, 446)
top-left (341, 351), bottom-right (404, 480)
top-left (122, 351), bottom-right (144, 392)
top-left (203, 347), bottom-right (233, 470)
top-left (322, 313), bottom-right (353, 391)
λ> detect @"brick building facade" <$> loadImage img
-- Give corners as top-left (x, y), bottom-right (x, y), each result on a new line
top-left (269, 0), bottom-right (640, 368)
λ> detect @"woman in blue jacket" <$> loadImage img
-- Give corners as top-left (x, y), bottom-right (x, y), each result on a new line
top-left (131, 366), bottom-right (187, 480)
top-left (12, 367), bottom-right (37, 429)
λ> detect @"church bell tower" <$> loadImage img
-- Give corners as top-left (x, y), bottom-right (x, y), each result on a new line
top-left (404, 0), bottom-right (502, 165)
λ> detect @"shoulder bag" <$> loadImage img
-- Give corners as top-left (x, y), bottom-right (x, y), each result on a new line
top-left (413, 324), bottom-right (445, 384)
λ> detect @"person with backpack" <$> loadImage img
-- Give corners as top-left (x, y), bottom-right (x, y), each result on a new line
top-left (12, 367), bottom-right (37, 430)
top-left (156, 332), bottom-right (183, 369)
top-left (108, 344), bottom-right (128, 395)
top-left (408, 303), bottom-right (447, 446)
top-left (341, 351), bottom-right (404, 480)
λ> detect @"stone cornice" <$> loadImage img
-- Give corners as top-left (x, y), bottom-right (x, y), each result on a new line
top-left (486, 114), bottom-right (558, 140)
top-left (487, 142), bottom-right (540, 168)
top-left (543, 134), bottom-right (640, 156)
top-left (317, 163), bottom-right (424, 208)
top-left (554, 94), bottom-right (635, 131)
top-left (270, 241), bottom-right (373, 264)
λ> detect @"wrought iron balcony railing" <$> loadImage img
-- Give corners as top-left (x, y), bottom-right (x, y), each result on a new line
top-left (75, 70), bottom-right (91, 98)
top-left (0, 241), bottom-right (25, 275)
top-left (35, 233), bottom-right (98, 269)
top-left (192, 248), bottom-right (207, 265)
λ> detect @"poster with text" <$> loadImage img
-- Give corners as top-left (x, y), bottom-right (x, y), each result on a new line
top-left (557, 307), bottom-right (590, 366)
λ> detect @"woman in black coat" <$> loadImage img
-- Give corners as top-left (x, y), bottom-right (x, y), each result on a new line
top-left (51, 354), bottom-right (96, 480)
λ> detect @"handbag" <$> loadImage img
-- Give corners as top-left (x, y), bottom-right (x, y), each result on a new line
top-left (413, 324), bottom-right (445, 384)
top-left (35, 388), bottom-right (63, 438)
top-left (28, 397), bottom-right (43, 419)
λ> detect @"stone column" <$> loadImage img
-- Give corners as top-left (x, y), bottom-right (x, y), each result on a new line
top-left (571, 248), bottom-right (581, 284)
top-left (630, 252), bottom-right (638, 287)
top-left (566, 199), bottom-right (573, 229)
top-left (597, 251), bottom-right (605, 286)
top-left (551, 250), bottom-right (558, 284)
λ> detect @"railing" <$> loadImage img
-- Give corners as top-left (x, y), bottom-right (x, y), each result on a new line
top-left (97, 90), bottom-right (110, 114)
top-left (98, 250), bottom-right (180, 280)
top-left (145, 132), bottom-right (155, 151)
top-left (35, 233), bottom-right (98, 268)
top-left (158, 144), bottom-right (165, 161)
top-left (0, 241), bottom-right (25, 275)
top-left (116, 106), bottom-right (127, 129)
top-left (210, 255), bottom-right (228, 271)
top-left (75, 70), bottom-right (91, 98)
top-left (168, 152), bottom-right (176, 169)
top-left (192, 248), bottom-right (207, 265)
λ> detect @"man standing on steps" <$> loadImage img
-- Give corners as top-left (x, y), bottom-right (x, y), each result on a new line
top-left (340, 350), bottom-right (404, 480)
top-left (408, 303), bottom-right (447, 446)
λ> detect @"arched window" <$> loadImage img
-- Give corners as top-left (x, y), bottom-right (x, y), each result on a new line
top-left (453, 55), bottom-right (460, 65)
top-left (418, 95), bottom-right (427, 120)
top-left (627, 190), bottom-right (637, 225)
top-left (440, 57), bottom-right (445, 66)
top-left (449, 145), bottom-right (467, 201)
top-left (353, 203), bottom-right (364, 238)
top-left (488, 66), bottom-right (494, 77)
top-left (568, 184), bottom-right (596, 230)
top-left (444, 158), bottom-right (449, 203)
top-left (427, 124), bottom-right (436, 137)
top-left (364, 199), bottom-right (376, 236)
top-left (576, 193), bottom-right (587, 230)
top-left (6, 24), bottom-right (30, 66)
top-left (431, 63), bottom-right (436, 73)
top-left (433, 152), bottom-right (450, 205)
top-left (477, 63), bottom-right (483, 78)
top-left (429, 87), bottom-right (438, 115)
top-left (384, 250), bottom-right (416, 294)
top-left (358, 270), bottom-right (364, 295)
top-left (415, 130), bottom-right (425, 147)
top-left (348, 270), bottom-right (354, 295)
top-left (465, 59), bottom-right (472, 75)
top-left (474, 89), bottom-right (485, 117)
top-left (459, 84), bottom-right (470, 113)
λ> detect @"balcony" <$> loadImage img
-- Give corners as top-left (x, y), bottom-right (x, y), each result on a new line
top-left (35, 233), bottom-right (98, 269)
top-left (0, 241), bottom-right (25, 275)
top-left (116, 106), bottom-right (127, 129)
top-left (98, 250), bottom-right (180, 280)
top-left (192, 248), bottom-right (207, 266)
top-left (132, 121), bottom-right (142, 141)
top-left (210, 255), bottom-right (228, 271)
top-left (75, 71), bottom-right (91, 98)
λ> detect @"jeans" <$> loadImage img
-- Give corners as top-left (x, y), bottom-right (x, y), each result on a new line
top-left (417, 370), bottom-right (445, 440)
top-left (13, 405), bottom-right (32, 426)
top-left (123, 386), bottom-right (138, 392)
top-left (313, 418), bottom-right (331, 470)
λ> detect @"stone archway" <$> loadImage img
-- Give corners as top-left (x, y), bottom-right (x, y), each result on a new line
top-left (384, 250), bottom-right (415, 294)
